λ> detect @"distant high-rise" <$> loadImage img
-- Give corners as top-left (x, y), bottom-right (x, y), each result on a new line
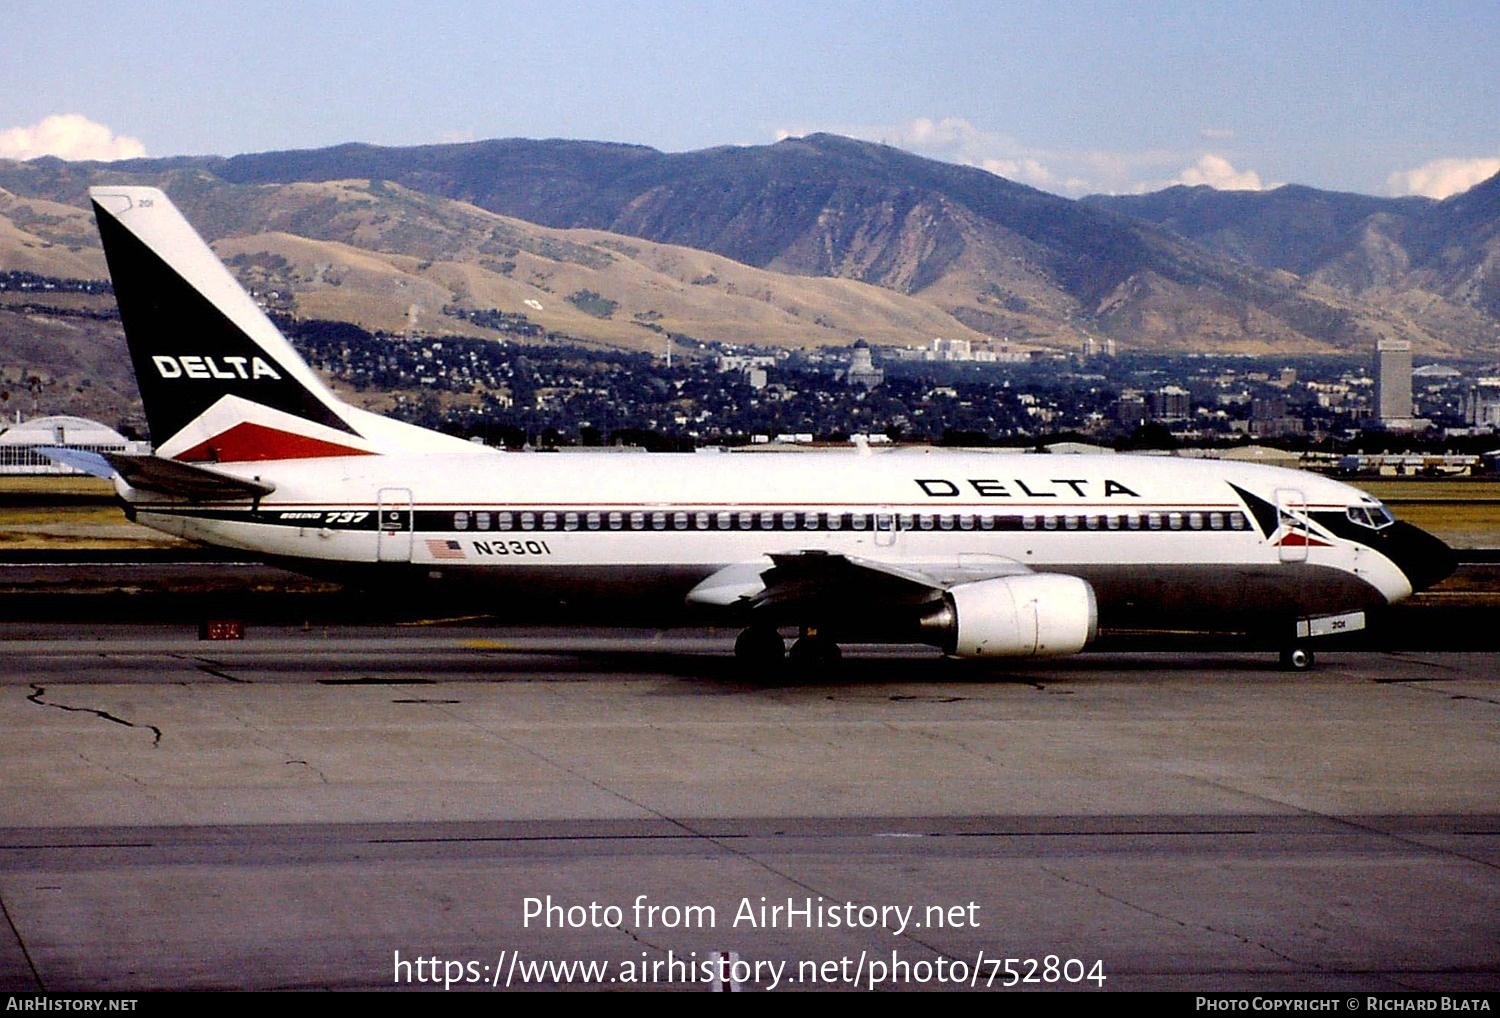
top-left (1375, 339), bottom-right (1413, 425)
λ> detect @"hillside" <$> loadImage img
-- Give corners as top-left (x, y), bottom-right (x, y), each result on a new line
top-left (5, 134), bottom-right (1491, 360)
top-left (1085, 173), bottom-right (1500, 350)
top-left (1, 175), bottom-right (1003, 350)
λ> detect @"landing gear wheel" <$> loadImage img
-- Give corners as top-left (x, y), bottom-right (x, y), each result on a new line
top-left (734, 626), bottom-right (785, 665)
top-left (1279, 646), bottom-right (1315, 671)
top-left (789, 633), bottom-right (842, 666)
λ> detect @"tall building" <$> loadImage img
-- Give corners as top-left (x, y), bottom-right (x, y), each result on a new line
top-left (1465, 377), bottom-right (1500, 428)
top-left (1375, 339), bottom-right (1413, 425)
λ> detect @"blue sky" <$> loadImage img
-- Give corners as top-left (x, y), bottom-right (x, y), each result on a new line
top-left (5, 0), bottom-right (1497, 198)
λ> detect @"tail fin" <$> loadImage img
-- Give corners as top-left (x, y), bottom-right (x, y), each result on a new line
top-left (91, 187), bottom-right (476, 462)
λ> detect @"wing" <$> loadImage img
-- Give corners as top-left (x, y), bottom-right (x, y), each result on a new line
top-left (686, 550), bottom-right (1031, 621)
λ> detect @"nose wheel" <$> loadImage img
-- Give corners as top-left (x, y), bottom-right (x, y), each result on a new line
top-left (1279, 645), bottom-right (1315, 671)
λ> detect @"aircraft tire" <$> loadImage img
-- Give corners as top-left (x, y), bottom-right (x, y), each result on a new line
top-left (789, 634), bottom-right (842, 666)
top-left (1279, 646), bottom-right (1315, 671)
top-left (735, 626), bottom-right (785, 665)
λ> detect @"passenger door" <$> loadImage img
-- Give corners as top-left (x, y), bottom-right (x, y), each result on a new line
top-left (377, 487), bottom-right (414, 562)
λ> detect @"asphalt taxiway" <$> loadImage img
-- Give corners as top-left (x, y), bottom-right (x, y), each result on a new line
top-left (2, 625), bottom-right (1497, 991)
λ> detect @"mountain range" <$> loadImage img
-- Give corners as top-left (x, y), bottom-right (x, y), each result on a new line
top-left (3, 134), bottom-right (1498, 425)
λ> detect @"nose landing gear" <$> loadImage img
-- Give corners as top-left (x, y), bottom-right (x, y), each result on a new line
top-left (1279, 645), bottom-right (1315, 671)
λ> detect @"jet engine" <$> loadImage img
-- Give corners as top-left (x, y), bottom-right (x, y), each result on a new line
top-left (921, 574), bottom-right (1098, 658)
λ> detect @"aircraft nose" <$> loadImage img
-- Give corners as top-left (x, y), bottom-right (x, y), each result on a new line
top-left (1383, 520), bottom-right (1458, 594)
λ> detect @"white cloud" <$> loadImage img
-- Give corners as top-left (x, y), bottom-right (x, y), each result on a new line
top-left (0, 114), bottom-right (146, 162)
top-left (1386, 157), bottom-right (1500, 199)
top-left (1170, 154), bottom-right (1266, 191)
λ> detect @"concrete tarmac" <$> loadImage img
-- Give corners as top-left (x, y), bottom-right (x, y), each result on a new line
top-left (1, 624), bottom-right (1497, 991)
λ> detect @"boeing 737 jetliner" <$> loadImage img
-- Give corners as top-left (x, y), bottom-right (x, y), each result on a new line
top-left (60, 187), bottom-right (1456, 670)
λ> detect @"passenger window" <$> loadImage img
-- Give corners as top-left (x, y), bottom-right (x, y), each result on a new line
top-left (497, 512), bottom-right (514, 531)
top-left (587, 512), bottom-right (601, 531)
top-left (476, 511), bottom-right (491, 531)
top-left (454, 511), bottom-right (469, 530)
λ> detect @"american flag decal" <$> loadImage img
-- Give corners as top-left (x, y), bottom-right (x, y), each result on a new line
top-left (426, 539), bottom-right (466, 560)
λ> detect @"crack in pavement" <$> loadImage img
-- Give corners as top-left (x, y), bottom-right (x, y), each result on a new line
top-left (26, 684), bottom-right (162, 747)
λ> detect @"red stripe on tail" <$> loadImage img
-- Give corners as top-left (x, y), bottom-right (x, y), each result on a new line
top-left (174, 422), bottom-right (374, 463)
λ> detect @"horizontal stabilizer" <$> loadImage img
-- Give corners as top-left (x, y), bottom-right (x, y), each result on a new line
top-left (105, 454), bottom-right (276, 501)
top-left (35, 447), bottom-right (116, 480)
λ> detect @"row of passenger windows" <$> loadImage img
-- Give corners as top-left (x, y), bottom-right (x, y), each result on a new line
top-left (448, 509), bottom-right (1251, 534)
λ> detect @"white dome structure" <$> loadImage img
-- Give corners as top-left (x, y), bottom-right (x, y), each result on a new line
top-left (0, 415), bottom-right (150, 475)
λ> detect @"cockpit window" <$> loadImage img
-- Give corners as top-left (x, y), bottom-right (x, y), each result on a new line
top-left (1347, 503), bottom-right (1395, 530)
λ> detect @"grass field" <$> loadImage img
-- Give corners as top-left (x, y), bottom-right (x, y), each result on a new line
top-left (0, 476), bottom-right (184, 550)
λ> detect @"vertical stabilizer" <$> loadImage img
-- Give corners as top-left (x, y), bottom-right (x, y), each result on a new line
top-left (91, 187), bottom-right (479, 461)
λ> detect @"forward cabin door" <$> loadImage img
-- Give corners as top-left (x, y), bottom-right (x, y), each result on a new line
top-left (1275, 487), bottom-right (1309, 564)
top-left (377, 487), bottom-right (414, 562)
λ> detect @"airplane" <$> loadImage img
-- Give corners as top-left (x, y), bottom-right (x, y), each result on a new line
top-left (51, 186), bottom-right (1457, 671)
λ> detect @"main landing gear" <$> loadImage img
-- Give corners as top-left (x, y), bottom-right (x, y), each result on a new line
top-left (734, 626), bottom-right (842, 671)
top-left (734, 625), bottom-right (785, 666)
top-left (788, 630), bottom-right (841, 665)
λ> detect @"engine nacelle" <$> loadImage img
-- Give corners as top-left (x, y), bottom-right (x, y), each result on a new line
top-left (934, 574), bottom-right (1098, 659)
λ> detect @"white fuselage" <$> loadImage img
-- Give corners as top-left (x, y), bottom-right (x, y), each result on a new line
top-left (121, 448), bottom-right (1417, 624)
